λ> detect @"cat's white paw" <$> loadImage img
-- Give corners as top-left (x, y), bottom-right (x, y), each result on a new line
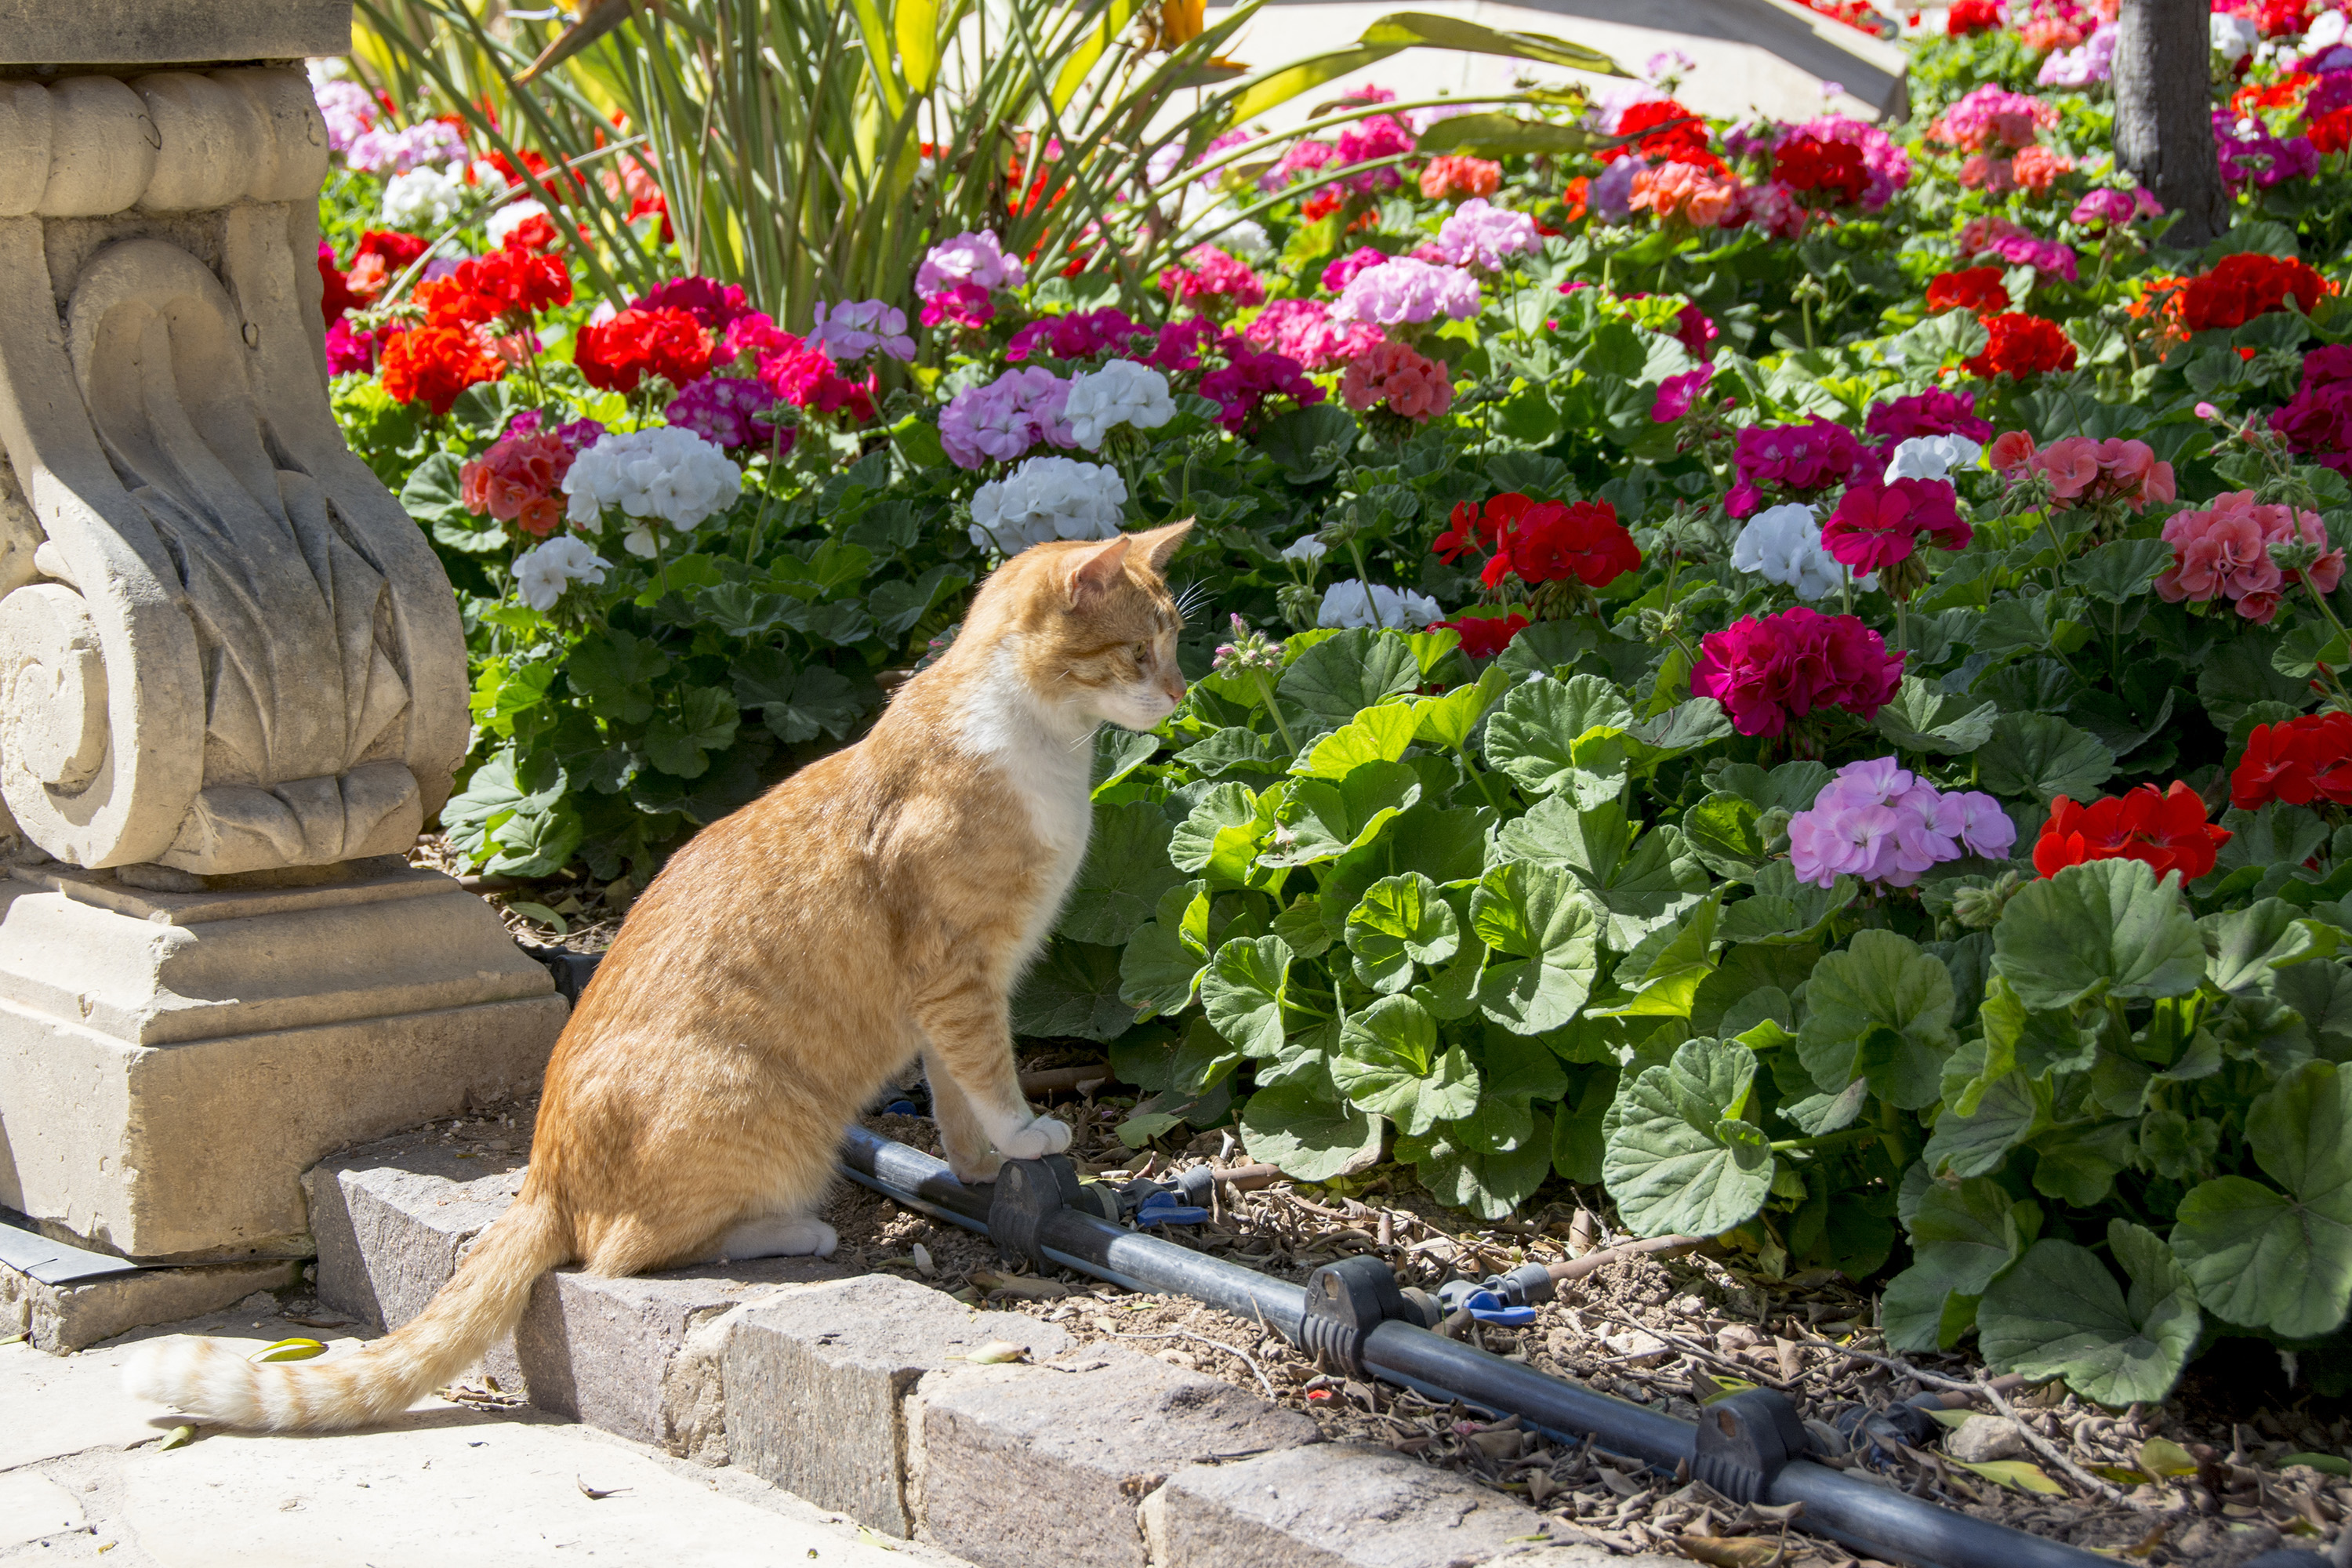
top-left (995, 1113), bottom-right (1073, 1160)
top-left (716, 1215), bottom-right (837, 1261)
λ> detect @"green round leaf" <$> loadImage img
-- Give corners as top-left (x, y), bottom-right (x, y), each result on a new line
top-left (1345, 872), bottom-right (1461, 994)
top-left (1976, 1231), bottom-right (2199, 1406)
top-left (1240, 1083), bottom-right (1383, 1181)
top-left (1797, 930), bottom-right (1956, 1109)
top-left (2172, 1060), bottom-right (2352, 1338)
top-left (1602, 1037), bottom-right (1773, 1238)
top-left (1200, 935), bottom-right (1294, 1058)
top-left (1992, 858), bottom-right (2208, 1011)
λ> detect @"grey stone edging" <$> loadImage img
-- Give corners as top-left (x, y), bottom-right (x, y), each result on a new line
top-left (306, 1131), bottom-right (1663, 1567)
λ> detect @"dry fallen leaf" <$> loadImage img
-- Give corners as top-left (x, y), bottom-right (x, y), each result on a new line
top-left (575, 1476), bottom-right (632, 1500)
top-left (961, 1339), bottom-right (1029, 1365)
top-left (158, 1425), bottom-right (198, 1451)
top-left (2139, 1438), bottom-right (2198, 1478)
top-left (912, 1243), bottom-right (936, 1278)
top-left (1676, 1533), bottom-right (1786, 1567)
top-left (967, 1268), bottom-right (1070, 1300)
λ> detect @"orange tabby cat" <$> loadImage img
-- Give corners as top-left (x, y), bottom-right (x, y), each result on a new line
top-left (126, 519), bottom-right (1193, 1430)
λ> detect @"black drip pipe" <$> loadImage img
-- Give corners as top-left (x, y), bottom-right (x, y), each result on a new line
top-left (837, 1127), bottom-right (2114, 1568)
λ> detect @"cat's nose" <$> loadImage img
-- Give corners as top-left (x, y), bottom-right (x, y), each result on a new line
top-left (1162, 675), bottom-right (1187, 703)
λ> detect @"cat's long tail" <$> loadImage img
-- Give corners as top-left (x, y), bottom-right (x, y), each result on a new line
top-left (122, 1198), bottom-right (569, 1432)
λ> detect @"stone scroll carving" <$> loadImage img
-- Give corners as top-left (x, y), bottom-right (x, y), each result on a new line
top-left (0, 68), bottom-right (470, 874)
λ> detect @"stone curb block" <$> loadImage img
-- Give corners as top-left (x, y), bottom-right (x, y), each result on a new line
top-left (0, 1256), bottom-right (302, 1352)
top-left (1140, 1439), bottom-right (1628, 1568)
top-left (719, 1274), bottom-right (1072, 1537)
top-left (906, 1345), bottom-right (1322, 1568)
top-left (309, 1135), bottom-right (1670, 1566)
top-left (307, 1131), bottom-right (850, 1449)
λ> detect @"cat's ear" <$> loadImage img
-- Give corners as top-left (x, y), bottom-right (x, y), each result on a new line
top-left (1131, 518), bottom-right (1194, 575)
top-left (1067, 535), bottom-right (1134, 604)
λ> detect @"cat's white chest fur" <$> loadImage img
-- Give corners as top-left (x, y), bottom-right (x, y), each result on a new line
top-left (956, 642), bottom-right (1096, 934)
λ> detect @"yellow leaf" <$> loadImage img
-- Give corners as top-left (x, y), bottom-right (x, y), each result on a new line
top-left (1957, 1460), bottom-right (2066, 1496)
top-left (1922, 1407), bottom-right (1974, 1429)
top-left (2092, 1465), bottom-right (2153, 1485)
top-left (2138, 1438), bottom-right (2198, 1478)
top-left (1221, 43), bottom-right (1405, 127)
top-left (895, 0), bottom-right (942, 94)
top-left (248, 1338), bottom-right (327, 1363)
top-left (963, 1339), bottom-right (1028, 1365)
top-left (159, 1424), bottom-right (198, 1450)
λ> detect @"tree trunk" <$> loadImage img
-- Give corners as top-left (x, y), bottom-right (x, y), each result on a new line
top-left (2113, 0), bottom-right (2229, 250)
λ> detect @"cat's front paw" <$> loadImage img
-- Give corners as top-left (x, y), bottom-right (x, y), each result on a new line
top-left (995, 1113), bottom-right (1073, 1160)
top-left (947, 1148), bottom-right (1005, 1184)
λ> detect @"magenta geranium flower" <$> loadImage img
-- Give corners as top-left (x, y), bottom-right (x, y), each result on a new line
top-left (1821, 477), bottom-right (1970, 575)
top-left (1692, 606), bottom-right (1904, 738)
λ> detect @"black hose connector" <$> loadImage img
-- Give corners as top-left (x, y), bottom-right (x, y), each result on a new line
top-left (1301, 1254), bottom-right (1420, 1376)
top-left (987, 1156), bottom-right (1083, 1269)
top-left (1695, 1388), bottom-right (1813, 1504)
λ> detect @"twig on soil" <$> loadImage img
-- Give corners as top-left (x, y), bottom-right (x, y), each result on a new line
top-left (1112, 1328), bottom-right (1279, 1401)
top-left (1551, 1234), bottom-right (1712, 1284)
top-left (1583, 1307), bottom-right (1798, 1395)
top-left (1797, 1335), bottom-right (2120, 1503)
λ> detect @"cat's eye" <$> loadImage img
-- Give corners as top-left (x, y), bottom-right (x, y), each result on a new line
top-left (1132, 641), bottom-right (1150, 662)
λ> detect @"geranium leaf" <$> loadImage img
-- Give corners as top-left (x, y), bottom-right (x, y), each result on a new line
top-left (1469, 859), bottom-right (1601, 1033)
top-left (1993, 858), bottom-right (2209, 1011)
top-left (1332, 995), bottom-right (1480, 1134)
top-left (1602, 1036), bottom-right (1773, 1237)
top-left (1482, 673), bottom-right (1636, 799)
top-left (1797, 930), bottom-right (1957, 1109)
top-left (1200, 935), bottom-right (1294, 1057)
top-left (1977, 1225), bottom-right (2200, 1406)
top-left (1978, 712), bottom-right (2116, 803)
top-left (1873, 677), bottom-right (1999, 756)
top-left (2172, 1059), bottom-right (2352, 1338)
top-left (1239, 1083), bottom-right (1382, 1181)
top-left (1345, 872), bottom-right (1461, 994)
top-left (1398, 1112), bottom-right (1555, 1220)
top-left (1061, 801), bottom-right (1185, 945)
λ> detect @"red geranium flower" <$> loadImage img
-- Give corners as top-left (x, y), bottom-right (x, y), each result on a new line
top-left (2032, 782), bottom-right (2231, 882)
top-left (1430, 612), bottom-right (1531, 658)
top-left (1601, 100), bottom-right (1716, 169)
top-left (1926, 266), bottom-right (2011, 317)
top-left (1436, 492), bottom-right (1533, 563)
top-left (1692, 606), bottom-right (1904, 738)
top-left (2177, 252), bottom-right (2330, 335)
top-left (1483, 499), bottom-right (1640, 590)
top-left (1964, 313), bottom-right (2078, 380)
top-left (417, 246), bottom-right (573, 331)
top-left (1947, 0), bottom-right (2001, 33)
top-left (1774, 135), bottom-right (1869, 205)
top-left (574, 306), bottom-right (713, 394)
top-left (379, 324), bottom-right (505, 415)
top-left (2230, 711), bottom-right (2352, 809)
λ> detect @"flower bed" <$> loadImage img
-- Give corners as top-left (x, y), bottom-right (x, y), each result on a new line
top-left (318, 1), bottom-right (2352, 1410)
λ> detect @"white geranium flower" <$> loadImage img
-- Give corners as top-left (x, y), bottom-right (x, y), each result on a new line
top-left (2212, 12), bottom-right (2258, 61)
top-left (1317, 579), bottom-right (1441, 630)
top-left (1883, 434), bottom-right (1984, 485)
top-left (485, 198), bottom-right (550, 249)
top-left (969, 457), bottom-right (1129, 554)
top-left (380, 163), bottom-right (467, 230)
top-left (1730, 503), bottom-right (1877, 601)
top-left (1280, 535), bottom-right (1328, 563)
top-left (1065, 359), bottom-right (1176, 450)
top-left (514, 535), bottom-right (612, 611)
top-left (562, 427), bottom-right (744, 544)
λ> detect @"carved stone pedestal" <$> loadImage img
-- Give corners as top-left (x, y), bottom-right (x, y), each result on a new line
top-left (0, 2), bottom-right (568, 1303)
top-left (0, 861), bottom-right (566, 1263)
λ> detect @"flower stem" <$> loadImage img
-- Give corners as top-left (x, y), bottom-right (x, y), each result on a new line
top-left (1254, 670), bottom-right (1300, 757)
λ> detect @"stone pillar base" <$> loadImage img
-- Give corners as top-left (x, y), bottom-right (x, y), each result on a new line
top-left (0, 859), bottom-right (566, 1265)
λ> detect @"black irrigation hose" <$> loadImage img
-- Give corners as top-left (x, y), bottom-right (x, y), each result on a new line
top-left (839, 1126), bottom-right (2122, 1568)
